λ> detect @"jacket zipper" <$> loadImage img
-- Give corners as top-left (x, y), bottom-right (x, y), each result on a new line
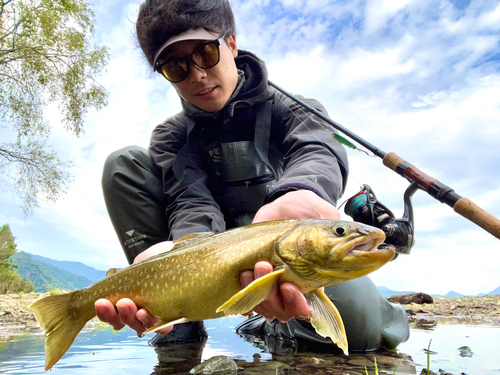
top-left (221, 174), bottom-right (274, 188)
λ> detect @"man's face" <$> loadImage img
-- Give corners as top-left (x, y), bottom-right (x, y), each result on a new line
top-left (167, 35), bottom-right (239, 112)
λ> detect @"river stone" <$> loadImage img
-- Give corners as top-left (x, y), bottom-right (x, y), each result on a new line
top-left (189, 355), bottom-right (238, 375)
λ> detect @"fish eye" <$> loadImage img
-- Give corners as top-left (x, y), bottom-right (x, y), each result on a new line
top-left (333, 225), bottom-right (348, 236)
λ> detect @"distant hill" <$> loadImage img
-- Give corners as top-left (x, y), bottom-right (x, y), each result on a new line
top-left (379, 286), bottom-right (500, 298)
top-left (377, 286), bottom-right (417, 297)
top-left (445, 290), bottom-right (463, 298)
top-left (29, 253), bottom-right (106, 283)
top-left (11, 252), bottom-right (94, 292)
top-left (477, 286), bottom-right (500, 296)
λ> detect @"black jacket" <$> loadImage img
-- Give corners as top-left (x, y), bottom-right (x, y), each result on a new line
top-left (149, 50), bottom-right (348, 240)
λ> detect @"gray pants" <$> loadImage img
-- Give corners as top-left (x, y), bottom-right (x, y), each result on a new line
top-left (102, 146), bottom-right (169, 264)
top-left (102, 146), bottom-right (410, 350)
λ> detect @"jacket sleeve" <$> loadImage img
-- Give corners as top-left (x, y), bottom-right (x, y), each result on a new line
top-left (149, 115), bottom-right (225, 240)
top-left (267, 93), bottom-right (349, 206)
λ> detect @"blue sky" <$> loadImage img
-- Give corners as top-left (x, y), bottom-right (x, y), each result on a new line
top-left (1, 0), bottom-right (499, 295)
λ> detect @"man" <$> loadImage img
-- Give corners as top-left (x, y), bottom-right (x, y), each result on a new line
top-left (96, 0), bottom-right (409, 352)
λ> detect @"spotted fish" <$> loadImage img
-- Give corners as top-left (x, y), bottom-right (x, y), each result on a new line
top-left (31, 219), bottom-right (394, 370)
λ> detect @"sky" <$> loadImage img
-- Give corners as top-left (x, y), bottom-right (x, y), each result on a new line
top-left (1, 0), bottom-right (499, 296)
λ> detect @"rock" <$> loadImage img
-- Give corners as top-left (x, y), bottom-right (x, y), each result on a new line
top-left (458, 346), bottom-right (473, 358)
top-left (189, 355), bottom-right (238, 375)
top-left (415, 319), bottom-right (437, 329)
top-left (420, 370), bottom-right (438, 375)
top-left (388, 293), bottom-right (434, 305)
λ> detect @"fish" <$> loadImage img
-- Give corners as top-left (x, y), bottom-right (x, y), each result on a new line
top-left (31, 219), bottom-right (395, 371)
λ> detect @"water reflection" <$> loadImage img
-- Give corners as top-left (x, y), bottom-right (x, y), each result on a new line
top-left (0, 318), bottom-right (499, 375)
top-left (153, 337), bottom-right (207, 374)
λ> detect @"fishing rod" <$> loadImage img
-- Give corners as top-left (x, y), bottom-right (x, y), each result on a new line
top-left (269, 80), bottom-right (500, 250)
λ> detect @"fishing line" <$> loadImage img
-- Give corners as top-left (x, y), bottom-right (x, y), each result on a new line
top-left (268, 83), bottom-right (500, 242)
top-left (272, 92), bottom-right (368, 187)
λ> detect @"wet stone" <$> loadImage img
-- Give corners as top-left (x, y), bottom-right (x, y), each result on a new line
top-left (189, 355), bottom-right (238, 375)
top-left (239, 360), bottom-right (292, 374)
top-left (345, 356), bottom-right (374, 367)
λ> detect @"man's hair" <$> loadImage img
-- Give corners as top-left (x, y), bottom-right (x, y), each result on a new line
top-left (136, 0), bottom-right (236, 67)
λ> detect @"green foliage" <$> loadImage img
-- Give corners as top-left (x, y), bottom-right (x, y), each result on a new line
top-left (0, 223), bottom-right (17, 274)
top-left (48, 288), bottom-right (66, 295)
top-left (0, 224), bottom-right (34, 293)
top-left (11, 251), bottom-right (93, 292)
top-left (0, 0), bottom-right (109, 213)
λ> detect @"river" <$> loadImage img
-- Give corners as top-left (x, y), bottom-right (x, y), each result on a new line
top-left (0, 318), bottom-right (499, 374)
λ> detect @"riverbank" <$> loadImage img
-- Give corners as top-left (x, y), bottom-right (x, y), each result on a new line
top-left (0, 292), bottom-right (102, 339)
top-left (1, 292), bottom-right (499, 339)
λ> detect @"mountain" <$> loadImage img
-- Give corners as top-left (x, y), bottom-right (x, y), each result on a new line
top-left (11, 252), bottom-right (94, 292)
top-left (29, 253), bottom-right (106, 283)
top-left (379, 286), bottom-right (500, 298)
top-left (445, 290), bottom-right (464, 298)
top-left (377, 286), bottom-right (418, 297)
top-left (477, 286), bottom-right (500, 296)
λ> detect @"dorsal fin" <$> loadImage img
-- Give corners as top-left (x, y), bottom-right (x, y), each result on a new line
top-left (106, 268), bottom-right (123, 277)
top-left (172, 232), bottom-right (214, 250)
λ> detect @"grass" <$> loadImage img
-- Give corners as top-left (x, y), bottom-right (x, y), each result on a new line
top-left (364, 340), bottom-right (433, 375)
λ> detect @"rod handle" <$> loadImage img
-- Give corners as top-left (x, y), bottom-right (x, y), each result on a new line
top-left (454, 198), bottom-right (500, 240)
top-left (383, 152), bottom-right (500, 240)
top-left (383, 152), bottom-right (437, 189)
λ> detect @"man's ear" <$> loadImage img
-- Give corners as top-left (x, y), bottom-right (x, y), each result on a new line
top-left (226, 34), bottom-right (238, 58)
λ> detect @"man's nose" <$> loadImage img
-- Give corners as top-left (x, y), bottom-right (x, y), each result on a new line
top-left (189, 63), bottom-right (208, 82)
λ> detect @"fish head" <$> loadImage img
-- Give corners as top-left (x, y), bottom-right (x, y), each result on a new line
top-left (277, 220), bottom-right (395, 287)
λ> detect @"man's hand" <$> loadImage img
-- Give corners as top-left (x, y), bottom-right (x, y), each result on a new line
top-left (252, 190), bottom-right (340, 223)
top-left (95, 242), bottom-right (175, 336)
top-left (247, 190), bottom-right (338, 322)
top-left (240, 261), bottom-right (311, 323)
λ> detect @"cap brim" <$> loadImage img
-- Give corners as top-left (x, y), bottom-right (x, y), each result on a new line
top-left (153, 29), bottom-right (220, 67)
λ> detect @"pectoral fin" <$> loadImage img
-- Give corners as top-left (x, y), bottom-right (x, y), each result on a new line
top-left (305, 289), bottom-right (349, 356)
top-left (143, 317), bottom-right (190, 335)
top-left (216, 268), bottom-right (285, 316)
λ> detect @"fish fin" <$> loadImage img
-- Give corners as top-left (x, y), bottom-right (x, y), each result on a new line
top-left (216, 268), bottom-right (285, 316)
top-left (171, 232), bottom-right (214, 249)
top-left (31, 291), bottom-right (95, 371)
top-left (106, 268), bottom-right (123, 277)
top-left (143, 317), bottom-right (190, 335)
top-left (305, 289), bottom-right (349, 356)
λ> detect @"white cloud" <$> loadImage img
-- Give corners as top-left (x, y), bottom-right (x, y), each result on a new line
top-left (2, 0), bottom-right (499, 296)
top-left (364, 0), bottom-right (415, 34)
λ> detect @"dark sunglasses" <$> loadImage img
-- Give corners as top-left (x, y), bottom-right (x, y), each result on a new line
top-left (155, 39), bottom-right (222, 83)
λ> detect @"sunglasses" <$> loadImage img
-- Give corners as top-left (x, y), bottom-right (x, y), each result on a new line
top-left (155, 39), bottom-right (222, 83)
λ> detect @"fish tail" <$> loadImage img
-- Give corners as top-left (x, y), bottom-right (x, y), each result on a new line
top-left (31, 291), bottom-right (95, 371)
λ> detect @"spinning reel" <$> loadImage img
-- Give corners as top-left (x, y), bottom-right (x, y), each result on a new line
top-left (344, 183), bottom-right (420, 256)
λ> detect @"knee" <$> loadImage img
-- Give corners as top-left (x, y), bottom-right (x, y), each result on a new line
top-left (325, 277), bottom-right (409, 351)
top-left (102, 146), bottom-right (152, 190)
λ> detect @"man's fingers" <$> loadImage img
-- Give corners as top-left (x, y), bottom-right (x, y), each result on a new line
top-left (253, 261), bottom-right (294, 323)
top-left (240, 270), bottom-right (255, 288)
top-left (240, 261), bottom-right (310, 323)
top-left (95, 298), bottom-right (173, 336)
top-left (135, 309), bottom-right (174, 336)
top-left (253, 261), bottom-right (273, 279)
top-left (280, 282), bottom-right (311, 319)
top-left (116, 299), bottom-right (147, 334)
top-left (95, 298), bottom-right (125, 331)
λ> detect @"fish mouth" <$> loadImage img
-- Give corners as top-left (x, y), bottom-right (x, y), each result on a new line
top-left (340, 233), bottom-right (387, 257)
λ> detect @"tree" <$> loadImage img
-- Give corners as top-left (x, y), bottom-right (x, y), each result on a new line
top-left (0, 223), bottom-right (16, 271)
top-left (0, 0), bottom-right (109, 213)
top-left (0, 223), bottom-right (34, 293)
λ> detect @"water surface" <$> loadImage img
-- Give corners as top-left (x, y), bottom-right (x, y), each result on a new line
top-left (1, 318), bottom-right (499, 374)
